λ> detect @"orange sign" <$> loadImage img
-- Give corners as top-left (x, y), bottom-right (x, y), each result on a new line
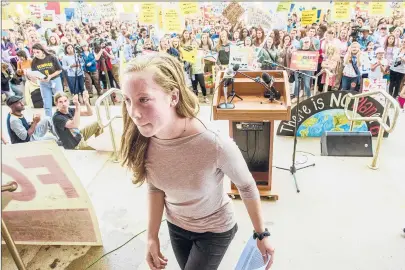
top-left (290, 51), bottom-right (319, 71)
top-left (1, 141), bottom-right (102, 246)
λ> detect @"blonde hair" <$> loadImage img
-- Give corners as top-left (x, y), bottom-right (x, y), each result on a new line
top-left (344, 42), bottom-right (362, 66)
top-left (120, 53), bottom-right (200, 185)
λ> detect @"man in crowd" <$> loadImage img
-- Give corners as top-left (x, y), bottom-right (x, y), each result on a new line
top-left (6, 96), bottom-right (58, 144)
top-left (52, 91), bottom-right (103, 150)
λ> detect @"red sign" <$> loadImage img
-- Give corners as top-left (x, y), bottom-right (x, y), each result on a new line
top-left (290, 51), bottom-right (319, 71)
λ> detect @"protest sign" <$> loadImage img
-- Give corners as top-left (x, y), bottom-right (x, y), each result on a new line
top-left (45, 2), bottom-right (60, 15)
top-left (222, 2), bottom-right (244, 25)
top-left (247, 7), bottom-right (273, 30)
top-left (42, 10), bottom-right (56, 29)
top-left (180, 47), bottom-right (197, 64)
top-left (229, 45), bottom-right (252, 70)
top-left (64, 8), bottom-right (75, 21)
top-left (301, 10), bottom-right (317, 26)
top-left (139, 3), bottom-right (157, 25)
top-left (204, 51), bottom-right (219, 63)
top-left (180, 2), bottom-right (199, 15)
top-left (332, 2), bottom-right (350, 22)
top-left (98, 2), bottom-right (117, 19)
top-left (277, 1), bottom-right (291, 12)
top-left (290, 51), bottom-right (319, 71)
top-left (369, 2), bottom-right (387, 16)
top-left (163, 8), bottom-right (182, 33)
top-left (362, 78), bottom-right (387, 105)
top-left (2, 141), bottom-right (102, 245)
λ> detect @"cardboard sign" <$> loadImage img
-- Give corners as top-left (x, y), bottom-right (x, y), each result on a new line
top-left (1, 141), bottom-right (102, 246)
top-left (98, 2), bottom-right (117, 19)
top-left (42, 10), bottom-right (56, 29)
top-left (277, 91), bottom-right (390, 137)
top-left (332, 2), bottom-right (350, 21)
top-left (290, 51), bottom-right (319, 71)
top-left (222, 2), bottom-right (244, 25)
top-left (119, 12), bottom-right (137, 23)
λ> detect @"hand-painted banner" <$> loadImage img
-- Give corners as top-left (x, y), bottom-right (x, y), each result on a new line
top-left (277, 91), bottom-right (390, 137)
top-left (180, 2), bottom-right (199, 15)
top-left (139, 3), bottom-right (157, 25)
top-left (163, 8), bottom-right (182, 33)
top-left (301, 10), bottom-right (318, 26)
top-left (1, 141), bottom-right (102, 246)
top-left (290, 51), bottom-right (319, 71)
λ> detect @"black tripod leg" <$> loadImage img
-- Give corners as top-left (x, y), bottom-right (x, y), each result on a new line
top-left (292, 173), bottom-right (300, 193)
top-left (229, 94), bottom-right (235, 103)
top-left (235, 94), bottom-right (243, 101)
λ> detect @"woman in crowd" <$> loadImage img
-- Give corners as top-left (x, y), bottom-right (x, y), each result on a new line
top-left (258, 36), bottom-right (279, 70)
top-left (180, 30), bottom-right (192, 48)
top-left (253, 27), bottom-right (265, 48)
top-left (341, 42), bottom-right (363, 92)
top-left (239, 28), bottom-right (250, 43)
top-left (62, 44), bottom-right (85, 101)
top-left (16, 50), bottom-right (37, 107)
top-left (30, 43), bottom-right (63, 117)
top-left (389, 39), bottom-right (405, 98)
top-left (215, 30), bottom-right (231, 67)
top-left (47, 33), bottom-right (60, 53)
top-left (334, 28), bottom-right (350, 90)
top-left (81, 41), bottom-right (102, 97)
top-left (120, 53), bottom-right (274, 270)
top-left (159, 37), bottom-right (180, 60)
top-left (244, 36), bottom-right (253, 47)
top-left (191, 40), bottom-right (209, 103)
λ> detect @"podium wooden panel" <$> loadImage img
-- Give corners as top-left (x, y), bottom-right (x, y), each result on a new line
top-left (212, 70), bottom-right (291, 200)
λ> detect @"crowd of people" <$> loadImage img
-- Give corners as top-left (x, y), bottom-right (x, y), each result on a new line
top-left (2, 7), bottom-right (405, 146)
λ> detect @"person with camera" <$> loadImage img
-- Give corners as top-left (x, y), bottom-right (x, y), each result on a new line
top-left (80, 41), bottom-right (102, 97)
top-left (62, 43), bottom-right (85, 103)
top-left (94, 40), bottom-right (116, 91)
top-left (389, 39), bottom-right (405, 98)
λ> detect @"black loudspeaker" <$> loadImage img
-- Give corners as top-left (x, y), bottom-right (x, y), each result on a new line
top-left (321, 131), bottom-right (373, 157)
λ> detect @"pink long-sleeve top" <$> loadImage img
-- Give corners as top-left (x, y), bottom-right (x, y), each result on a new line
top-left (146, 127), bottom-right (260, 233)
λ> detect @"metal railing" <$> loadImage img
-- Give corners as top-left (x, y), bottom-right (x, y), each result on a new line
top-left (313, 68), bottom-right (333, 96)
top-left (95, 88), bottom-right (123, 162)
top-left (2, 181), bottom-right (27, 270)
top-left (344, 90), bottom-right (400, 169)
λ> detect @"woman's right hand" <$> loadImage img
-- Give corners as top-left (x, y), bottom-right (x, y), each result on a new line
top-left (146, 237), bottom-right (168, 270)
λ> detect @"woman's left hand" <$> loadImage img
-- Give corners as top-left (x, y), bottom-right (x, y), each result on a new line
top-left (256, 237), bottom-right (275, 269)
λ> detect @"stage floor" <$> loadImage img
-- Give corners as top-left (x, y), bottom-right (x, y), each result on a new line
top-left (2, 105), bottom-right (405, 270)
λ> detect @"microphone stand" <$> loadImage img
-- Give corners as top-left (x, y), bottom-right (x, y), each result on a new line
top-left (234, 70), bottom-right (280, 103)
top-left (228, 78), bottom-right (243, 103)
top-left (263, 60), bottom-right (316, 193)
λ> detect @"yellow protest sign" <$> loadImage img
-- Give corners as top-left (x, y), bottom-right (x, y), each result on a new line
top-left (180, 2), bottom-right (198, 15)
top-left (301, 10), bottom-right (317, 26)
top-left (180, 48), bottom-right (197, 64)
top-left (163, 8), bottom-right (182, 33)
top-left (139, 2), bottom-right (157, 25)
top-left (332, 2), bottom-right (350, 21)
top-left (277, 2), bottom-right (291, 12)
top-left (369, 2), bottom-right (386, 16)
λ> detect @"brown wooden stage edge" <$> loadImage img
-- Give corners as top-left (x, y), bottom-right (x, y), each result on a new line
top-left (212, 70), bottom-right (292, 200)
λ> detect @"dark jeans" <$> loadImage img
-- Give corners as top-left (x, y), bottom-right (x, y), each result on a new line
top-left (66, 75), bottom-right (85, 95)
top-left (84, 71), bottom-right (102, 94)
top-left (341, 75), bottom-right (360, 91)
top-left (389, 69), bottom-right (404, 98)
top-left (168, 222), bottom-right (238, 270)
top-left (192, 73), bottom-right (207, 96)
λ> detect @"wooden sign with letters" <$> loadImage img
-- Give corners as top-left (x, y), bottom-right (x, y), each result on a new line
top-left (1, 141), bottom-right (102, 246)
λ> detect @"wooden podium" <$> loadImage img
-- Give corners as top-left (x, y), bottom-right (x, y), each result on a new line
top-left (212, 70), bottom-right (291, 200)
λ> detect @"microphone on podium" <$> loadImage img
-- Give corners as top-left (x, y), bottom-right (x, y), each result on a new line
top-left (262, 72), bottom-right (281, 101)
top-left (217, 67), bottom-right (236, 109)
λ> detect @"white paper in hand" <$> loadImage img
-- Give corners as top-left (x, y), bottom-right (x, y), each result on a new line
top-left (26, 70), bottom-right (46, 79)
top-left (235, 237), bottom-right (271, 270)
